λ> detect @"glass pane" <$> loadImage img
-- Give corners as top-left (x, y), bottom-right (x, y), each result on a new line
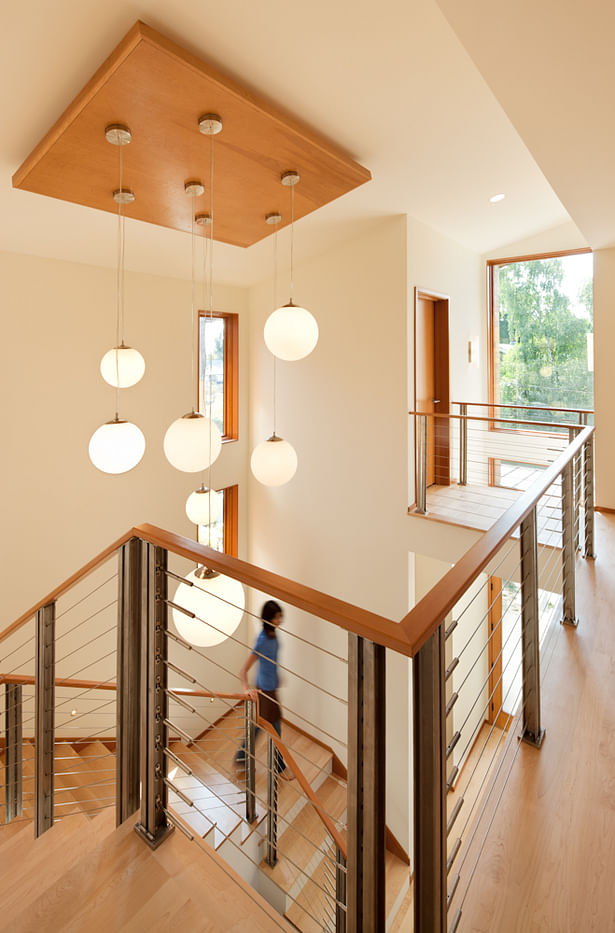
top-left (493, 253), bottom-right (594, 429)
top-left (199, 316), bottom-right (225, 436)
top-left (197, 488), bottom-right (225, 553)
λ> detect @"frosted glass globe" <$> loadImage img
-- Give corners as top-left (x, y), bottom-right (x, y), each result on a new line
top-left (100, 346), bottom-right (145, 388)
top-left (251, 434), bottom-right (297, 486)
top-left (164, 412), bottom-right (222, 473)
top-left (185, 487), bottom-right (223, 525)
top-left (88, 419), bottom-right (145, 474)
top-left (172, 568), bottom-right (245, 647)
top-left (264, 301), bottom-right (319, 361)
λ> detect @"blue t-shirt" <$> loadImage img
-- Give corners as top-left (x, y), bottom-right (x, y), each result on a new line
top-left (253, 629), bottom-right (279, 691)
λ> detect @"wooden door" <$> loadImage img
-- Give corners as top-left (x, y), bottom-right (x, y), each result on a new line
top-left (415, 297), bottom-right (436, 485)
top-left (415, 290), bottom-right (450, 486)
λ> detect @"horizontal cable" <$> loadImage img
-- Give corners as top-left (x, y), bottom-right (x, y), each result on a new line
top-left (55, 598), bottom-right (117, 644)
top-left (55, 574), bottom-right (117, 622)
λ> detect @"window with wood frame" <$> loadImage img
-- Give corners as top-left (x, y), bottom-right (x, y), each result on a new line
top-left (488, 249), bottom-right (593, 430)
top-left (196, 485), bottom-right (238, 557)
top-left (198, 311), bottom-right (239, 441)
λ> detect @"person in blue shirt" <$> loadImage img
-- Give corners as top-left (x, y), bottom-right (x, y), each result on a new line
top-left (235, 599), bottom-right (293, 779)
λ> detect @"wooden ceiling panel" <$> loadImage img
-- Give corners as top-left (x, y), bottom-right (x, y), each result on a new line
top-left (13, 21), bottom-right (371, 247)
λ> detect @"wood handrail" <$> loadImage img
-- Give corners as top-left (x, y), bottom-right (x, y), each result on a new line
top-left (401, 424), bottom-right (594, 655)
top-left (0, 529), bottom-right (134, 645)
top-left (451, 400), bottom-right (593, 415)
top-left (1, 524), bottom-right (412, 656)
top-left (259, 718), bottom-right (347, 860)
top-left (408, 410), bottom-right (585, 431)
top-left (135, 524), bottom-right (412, 656)
top-left (0, 673), bottom-right (245, 701)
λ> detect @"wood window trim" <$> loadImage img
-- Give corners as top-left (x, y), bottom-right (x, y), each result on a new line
top-left (195, 483), bottom-right (239, 558)
top-left (198, 310), bottom-right (239, 442)
top-left (486, 247), bottom-right (592, 434)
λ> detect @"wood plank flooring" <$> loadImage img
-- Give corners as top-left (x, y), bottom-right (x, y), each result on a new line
top-left (453, 512), bottom-right (615, 932)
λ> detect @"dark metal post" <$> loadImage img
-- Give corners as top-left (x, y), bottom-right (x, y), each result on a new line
top-left (569, 426), bottom-right (581, 551)
top-left (266, 735), bottom-right (278, 866)
top-left (413, 624), bottom-right (447, 933)
top-left (336, 847), bottom-right (347, 933)
top-left (35, 602), bottom-right (55, 837)
top-left (244, 699), bottom-right (256, 823)
top-left (584, 435), bottom-right (596, 559)
top-left (459, 403), bottom-right (468, 486)
top-left (116, 537), bottom-right (142, 825)
top-left (520, 508), bottom-right (545, 746)
top-left (5, 684), bottom-right (23, 822)
top-left (347, 634), bottom-right (386, 932)
top-left (134, 544), bottom-right (173, 849)
top-left (562, 461), bottom-right (579, 627)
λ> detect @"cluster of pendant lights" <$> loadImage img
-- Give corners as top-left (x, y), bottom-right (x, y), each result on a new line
top-left (88, 115), bottom-right (317, 646)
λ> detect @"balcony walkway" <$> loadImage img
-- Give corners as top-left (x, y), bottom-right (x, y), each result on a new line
top-left (455, 511), bottom-right (615, 932)
top-left (412, 481), bottom-right (562, 548)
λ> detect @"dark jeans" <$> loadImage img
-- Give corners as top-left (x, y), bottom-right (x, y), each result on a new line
top-left (235, 718), bottom-right (286, 773)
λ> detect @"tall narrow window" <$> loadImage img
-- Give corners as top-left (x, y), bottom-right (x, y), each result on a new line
top-left (198, 311), bottom-right (238, 440)
top-left (488, 250), bottom-right (593, 429)
top-left (196, 484), bottom-right (238, 557)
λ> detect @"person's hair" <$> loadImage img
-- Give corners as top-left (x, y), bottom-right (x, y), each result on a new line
top-left (261, 599), bottom-right (282, 637)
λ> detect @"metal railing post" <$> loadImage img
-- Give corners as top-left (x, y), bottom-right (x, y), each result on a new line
top-left (459, 403), bottom-right (468, 486)
top-left (266, 735), bottom-right (278, 866)
top-left (584, 435), bottom-right (596, 559)
top-left (116, 536), bottom-right (142, 826)
top-left (413, 623), bottom-right (447, 933)
top-left (416, 414), bottom-right (428, 514)
top-left (347, 634), bottom-right (386, 932)
top-left (569, 426), bottom-right (581, 551)
top-left (336, 847), bottom-right (347, 933)
top-left (134, 543), bottom-right (173, 849)
top-left (35, 601), bottom-right (55, 837)
top-left (5, 683), bottom-right (23, 823)
top-left (245, 699), bottom-right (256, 824)
top-left (520, 508), bottom-right (545, 746)
top-left (562, 460), bottom-right (579, 627)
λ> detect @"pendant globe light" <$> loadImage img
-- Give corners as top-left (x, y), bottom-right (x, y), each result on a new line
top-left (164, 172), bottom-right (222, 473)
top-left (172, 114), bottom-right (245, 648)
top-left (252, 213), bottom-right (298, 487)
top-left (89, 124), bottom-right (145, 475)
top-left (264, 171), bottom-right (318, 361)
top-left (99, 125), bottom-right (145, 388)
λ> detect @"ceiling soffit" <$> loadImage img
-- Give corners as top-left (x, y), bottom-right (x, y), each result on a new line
top-left (12, 21), bottom-right (371, 248)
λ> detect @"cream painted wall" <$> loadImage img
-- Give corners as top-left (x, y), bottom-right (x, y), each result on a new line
top-left (593, 248), bottom-right (615, 508)
top-left (247, 213), bottom-right (484, 854)
top-left (1, 250), bottom-right (251, 697)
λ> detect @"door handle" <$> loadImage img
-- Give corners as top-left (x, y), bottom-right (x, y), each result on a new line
top-left (432, 398), bottom-right (440, 404)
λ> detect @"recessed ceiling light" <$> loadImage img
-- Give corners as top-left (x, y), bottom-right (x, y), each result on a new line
top-left (70, 709), bottom-right (77, 716)
top-left (490, 193), bottom-right (505, 203)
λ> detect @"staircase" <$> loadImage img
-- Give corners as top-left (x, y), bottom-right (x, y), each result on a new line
top-left (0, 808), bottom-right (294, 932)
top-left (165, 715), bottom-right (410, 930)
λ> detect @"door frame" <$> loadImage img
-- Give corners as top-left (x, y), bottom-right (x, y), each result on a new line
top-left (414, 287), bottom-right (451, 488)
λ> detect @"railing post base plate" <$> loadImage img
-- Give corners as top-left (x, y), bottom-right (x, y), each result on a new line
top-left (521, 728), bottom-right (546, 749)
top-left (134, 821), bottom-right (174, 850)
top-left (561, 615), bottom-right (579, 628)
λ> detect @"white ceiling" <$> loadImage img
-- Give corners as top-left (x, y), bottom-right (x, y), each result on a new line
top-left (435, 0), bottom-right (615, 252)
top-left (1, 0), bottom-right (576, 286)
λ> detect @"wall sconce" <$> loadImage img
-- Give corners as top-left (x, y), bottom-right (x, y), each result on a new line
top-left (468, 337), bottom-right (479, 367)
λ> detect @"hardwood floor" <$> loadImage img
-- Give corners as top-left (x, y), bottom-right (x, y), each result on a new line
top-left (454, 512), bottom-right (615, 932)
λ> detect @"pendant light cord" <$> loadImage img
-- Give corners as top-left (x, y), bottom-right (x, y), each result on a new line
top-left (273, 225), bottom-right (278, 435)
top-left (207, 130), bottom-right (215, 542)
top-left (191, 189), bottom-right (196, 414)
top-left (289, 181), bottom-right (295, 301)
top-left (114, 141), bottom-right (124, 418)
